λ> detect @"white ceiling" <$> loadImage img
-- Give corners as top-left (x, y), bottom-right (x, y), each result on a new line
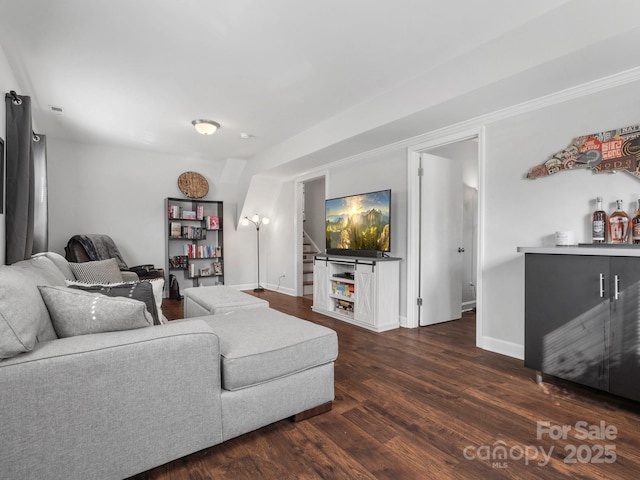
top-left (2, 0), bottom-right (640, 174)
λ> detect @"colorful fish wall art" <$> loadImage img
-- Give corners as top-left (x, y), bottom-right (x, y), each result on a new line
top-left (527, 124), bottom-right (640, 180)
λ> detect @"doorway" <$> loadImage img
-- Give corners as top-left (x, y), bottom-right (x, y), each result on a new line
top-left (407, 128), bottom-right (483, 346)
top-left (295, 174), bottom-right (327, 298)
top-left (425, 140), bottom-right (478, 316)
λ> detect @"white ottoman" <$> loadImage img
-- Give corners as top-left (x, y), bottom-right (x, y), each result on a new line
top-left (183, 285), bottom-right (269, 318)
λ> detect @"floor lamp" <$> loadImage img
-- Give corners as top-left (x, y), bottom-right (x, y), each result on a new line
top-left (242, 214), bottom-right (270, 292)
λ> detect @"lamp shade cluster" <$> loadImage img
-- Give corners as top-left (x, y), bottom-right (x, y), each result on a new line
top-left (242, 214), bottom-right (270, 227)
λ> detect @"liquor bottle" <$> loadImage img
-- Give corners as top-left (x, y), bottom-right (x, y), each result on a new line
top-left (609, 200), bottom-right (630, 244)
top-left (632, 199), bottom-right (640, 244)
top-left (592, 196), bottom-right (607, 244)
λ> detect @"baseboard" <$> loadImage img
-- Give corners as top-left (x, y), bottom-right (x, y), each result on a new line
top-left (462, 301), bottom-right (476, 311)
top-left (262, 283), bottom-right (297, 296)
top-left (480, 336), bottom-right (524, 360)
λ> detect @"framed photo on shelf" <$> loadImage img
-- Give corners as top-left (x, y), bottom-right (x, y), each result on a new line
top-left (205, 215), bottom-right (220, 230)
top-left (200, 267), bottom-right (211, 277)
top-left (213, 262), bottom-right (223, 276)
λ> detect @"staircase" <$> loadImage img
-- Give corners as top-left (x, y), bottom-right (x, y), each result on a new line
top-left (302, 231), bottom-right (320, 296)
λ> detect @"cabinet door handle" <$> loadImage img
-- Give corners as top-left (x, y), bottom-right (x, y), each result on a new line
top-left (599, 273), bottom-right (605, 298)
top-left (615, 274), bottom-right (620, 300)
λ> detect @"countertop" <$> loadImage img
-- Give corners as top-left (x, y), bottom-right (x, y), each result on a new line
top-left (314, 254), bottom-right (402, 262)
top-left (518, 245), bottom-right (640, 257)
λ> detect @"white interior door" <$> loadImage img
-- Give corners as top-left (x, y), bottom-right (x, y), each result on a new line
top-left (420, 153), bottom-right (463, 326)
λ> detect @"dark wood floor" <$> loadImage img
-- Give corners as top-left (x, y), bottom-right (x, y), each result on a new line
top-left (130, 291), bottom-right (640, 479)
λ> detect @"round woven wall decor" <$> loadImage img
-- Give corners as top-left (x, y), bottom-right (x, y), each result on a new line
top-left (177, 171), bottom-right (209, 199)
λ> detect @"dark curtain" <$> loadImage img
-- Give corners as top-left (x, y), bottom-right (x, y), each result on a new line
top-left (4, 92), bottom-right (48, 264)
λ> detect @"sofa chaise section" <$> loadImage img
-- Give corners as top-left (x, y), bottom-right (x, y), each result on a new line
top-left (0, 320), bottom-right (223, 480)
top-left (189, 308), bottom-right (338, 441)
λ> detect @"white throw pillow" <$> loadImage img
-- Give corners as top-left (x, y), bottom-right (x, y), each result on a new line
top-left (38, 285), bottom-right (153, 338)
top-left (68, 258), bottom-right (124, 284)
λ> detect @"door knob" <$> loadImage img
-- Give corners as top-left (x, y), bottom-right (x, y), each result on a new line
top-left (458, 247), bottom-right (465, 253)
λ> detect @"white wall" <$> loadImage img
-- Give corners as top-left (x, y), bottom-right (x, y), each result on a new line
top-left (267, 147), bottom-right (409, 316)
top-left (46, 138), bottom-right (256, 290)
top-left (261, 181), bottom-right (297, 293)
top-left (481, 78), bottom-right (640, 358)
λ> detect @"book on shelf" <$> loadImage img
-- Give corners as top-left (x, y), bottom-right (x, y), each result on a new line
top-left (183, 244), bottom-right (216, 258)
top-left (182, 210), bottom-right (197, 220)
top-left (336, 299), bottom-right (353, 313)
top-left (332, 282), bottom-right (354, 298)
top-left (170, 222), bottom-right (182, 238)
top-left (169, 255), bottom-right (188, 269)
top-left (168, 205), bottom-right (183, 219)
top-left (196, 206), bottom-right (204, 220)
top-left (205, 215), bottom-right (220, 230)
top-left (180, 226), bottom-right (205, 239)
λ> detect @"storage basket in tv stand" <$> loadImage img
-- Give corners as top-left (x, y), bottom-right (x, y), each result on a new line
top-left (312, 254), bottom-right (401, 332)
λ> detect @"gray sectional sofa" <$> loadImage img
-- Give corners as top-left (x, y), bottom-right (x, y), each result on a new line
top-left (0, 252), bottom-right (338, 480)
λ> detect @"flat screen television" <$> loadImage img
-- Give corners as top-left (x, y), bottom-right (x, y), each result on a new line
top-left (325, 189), bottom-right (391, 256)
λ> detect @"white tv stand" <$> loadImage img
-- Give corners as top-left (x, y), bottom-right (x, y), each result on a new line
top-left (312, 254), bottom-right (401, 332)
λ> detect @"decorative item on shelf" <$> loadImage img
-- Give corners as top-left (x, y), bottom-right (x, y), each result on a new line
top-left (632, 198), bottom-right (640, 244)
top-left (215, 245), bottom-right (222, 258)
top-left (169, 255), bottom-right (188, 269)
top-left (200, 267), bottom-right (211, 277)
top-left (592, 196), bottom-right (607, 244)
top-left (177, 171), bottom-right (209, 199)
top-left (241, 214), bottom-right (270, 292)
top-left (554, 231), bottom-right (575, 246)
top-left (213, 262), bottom-right (223, 276)
top-left (205, 215), bottom-right (220, 229)
top-left (609, 199), bottom-right (630, 244)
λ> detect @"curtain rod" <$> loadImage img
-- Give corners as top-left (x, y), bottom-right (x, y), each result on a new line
top-left (9, 90), bottom-right (22, 105)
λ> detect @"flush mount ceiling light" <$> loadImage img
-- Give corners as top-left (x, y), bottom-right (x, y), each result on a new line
top-left (192, 119), bottom-right (220, 135)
